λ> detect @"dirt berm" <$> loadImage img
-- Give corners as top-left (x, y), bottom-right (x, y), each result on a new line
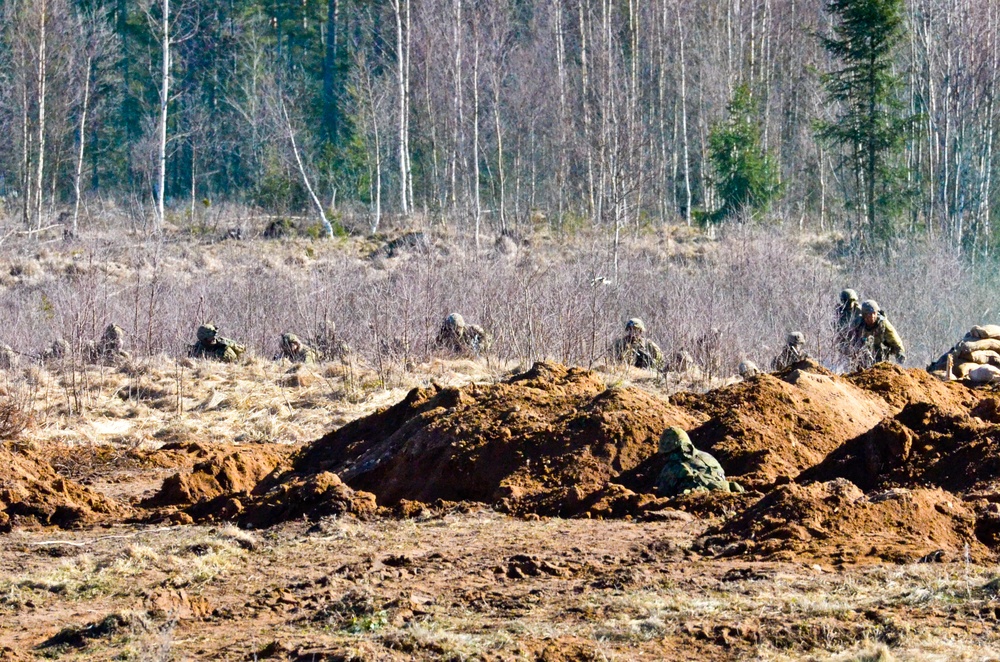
top-left (0, 442), bottom-right (127, 531)
top-left (257, 362), bottom-right (702, 519)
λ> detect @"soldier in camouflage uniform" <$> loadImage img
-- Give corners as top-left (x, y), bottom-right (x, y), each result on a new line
top-left (849, 300), bottom-right (905, 368)
top-left (189, 324), bottom-right (246, 363)
top-left (655, 427), bottom-right (743, 496)
top-left (435, 313), bottom-right (491, 355)
top-left (612, 318), bottom-right (664, 370)
top-left (836, 289), bottom-right (862, 356)
top-left (87, 324), bottom-right (129, 364)
top-left (277, 332), bottom-right (318, 364)
top-left (771, 331), bottom-right (809, 371)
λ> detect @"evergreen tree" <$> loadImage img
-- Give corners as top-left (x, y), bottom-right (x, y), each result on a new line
top-left (707, 84), bottom-right (781, 223)
top-left (817, 0), bottom-right (915, 251)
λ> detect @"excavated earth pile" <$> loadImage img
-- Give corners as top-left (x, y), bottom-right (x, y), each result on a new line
top-left (0, 442), bottom-right (127, 531)
top-left (130, 360), bottom-right (1000, 562)
top-left (673, 360), bottom-right (891, 489)
top-left (700, 479), bottom-right (987, 563)
top-left (258, 362), bottom-right (703, 519)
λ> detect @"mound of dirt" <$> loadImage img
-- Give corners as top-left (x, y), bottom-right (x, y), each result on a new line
top-left (846, 362), bottom-right (985, 413)
top-left (263, 362), bottom-right (702, 519)
top-left (142, 443), bottom-right (290, 510)
top-left (0, 442), bottom-right (127, 531)
top-left (702, 479), bottom-right (987, 563)
top-left (672, 361), bottom-right (892, 488)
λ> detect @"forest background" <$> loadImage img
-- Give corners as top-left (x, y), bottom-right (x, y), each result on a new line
top-left (0, 0), bottom-right (998, 377)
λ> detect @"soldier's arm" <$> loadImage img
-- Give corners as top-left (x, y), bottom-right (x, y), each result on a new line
top-left (883, 319), bottom-right (905, 356)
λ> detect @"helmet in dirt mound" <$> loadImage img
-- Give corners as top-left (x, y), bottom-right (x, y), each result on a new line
top-left (861, 300), bottom-right (880, 315)
top-left (840, 289), bottom-right (859, 304)
top-left (625, 318), bottom-right (646, 332)
top-left (786, 331), bottom-right (805, 346)
top-left (738, 360), bottom-right (760, 378)
top-left (445, 313), bottom-right (465, 329)
top-left (197, 324), bottom-right (218, 342)
top-left (658, 426), bottom-right (694, 455)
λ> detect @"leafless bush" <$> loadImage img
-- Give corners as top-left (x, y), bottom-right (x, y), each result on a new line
top-left (0, 218), bottom-right (993, 385)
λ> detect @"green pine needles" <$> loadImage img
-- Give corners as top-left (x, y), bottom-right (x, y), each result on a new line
top-left (817, 0), bottom-right (918, 253)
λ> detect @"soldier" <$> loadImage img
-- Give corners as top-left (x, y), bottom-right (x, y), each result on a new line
top-left (189, 324), bottom-right (246, 363)
top-left (42, 338), bottom-right (71, 361)
top-left (87, 324), bottom-right (128, 363)
top-left (836, 289), bottom-right (862, 356)
top-left (849, 300), bottom-right (905, 368)
top-left (435, 313), bottom-right (491, 355)
top-left (655, 427), bottom-right (743, 496)
top-left (277, 332), bottom-right (318, 364)
top-left (737, 359), bottom-right (760, 379)
top-left (771, 331), bottom-right (809, 371)
top-left (612, 318), bottom-right (664, 370)
top-left (0, 343), bottom-right (17, 370)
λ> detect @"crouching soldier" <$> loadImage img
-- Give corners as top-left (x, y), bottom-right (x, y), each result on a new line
top-left (655, 427), bottom-right (743, 496)
top-left (189, 324), bottom-right (246, 363)
top-left (435, 313), bottom-right (491, 355)
top-left (612, 318), bottom-right (664, 370)
top-left (771, 331), bottom-right (809, 371)
top-left (87, 324), bottom-right (129, 364)
top-left (277, 332), bottom-right (318, 364)
top-left (849, 300), bottom-right (905, 368)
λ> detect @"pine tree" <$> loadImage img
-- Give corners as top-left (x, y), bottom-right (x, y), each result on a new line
top-left (817, 0), bottom-right (915, 251)
top-left (708, 84), bottom-right (781, 223)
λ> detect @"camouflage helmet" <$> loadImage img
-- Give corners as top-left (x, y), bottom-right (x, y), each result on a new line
top-left (281, 332), bottom-right (300, 348)
top-left (658, 426), bottom-right (694, 455)
top-left (625, 318), bottom-right (646, 333)
top-left (103, 324), bottom-right (124, 341)
top-left (786, 331), bottom-right (805, 346)
top-left (840, 289), bottom-right (859, 304)
top-left (445, 313), bottom-right (466, 329)
top-left (738, 360), bottom-right (760, 379)
top-left (861, 300), bottom-right (880, 315)
top-left (197, 324), bottom-right (218, 342)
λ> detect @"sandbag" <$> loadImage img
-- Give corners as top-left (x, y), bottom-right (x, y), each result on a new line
top-left (967, 325), bottom-right (1000, 340)
top-left (955, 362), bottom-right (978, 379)
top-left (966, 364), bottom-right (1000, 384)
top-left (957, 338), bottom-right (1000, 357)
top-left (969, 350), bottom-right (1000, 366)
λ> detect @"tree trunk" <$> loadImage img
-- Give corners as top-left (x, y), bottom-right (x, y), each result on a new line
top-left (281, 98), bottom-right (334, 238)
top-left (34, 0), bottom-right (48, 232)
top-left (157, 0), bottom-right (169, 231)
top-left (73, 54), bottom-right (93, 236)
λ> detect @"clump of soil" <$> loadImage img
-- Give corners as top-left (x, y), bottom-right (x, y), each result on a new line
top-left (142, 443), bottom-right (289, 509)
top-left (265, 362), bottom-right (702, 519)
top-left (0, 442), bottom-right (127, 531)
top-left (673, 361), bottom-right (891, 488)
top-left (702, 479), bottom-right (986, 563)
top-left (239, 472), bottom-right (377, 528)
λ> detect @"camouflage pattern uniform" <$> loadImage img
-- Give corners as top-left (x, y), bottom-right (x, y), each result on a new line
top-left (0, 343), bottom-right (17, 370)
top-left (836, 289), bottom-right (862, 355)
top-left (87, 324), bottom-right (128, 364)
top-left (738, 360), bottom-right (759, 379)
top-left (849, 300), bottom-right (905, 368)
top-left (189, 324), bottom-right (246, 363)
top-left (771, 331), bottom-right (809, 371)
top-left (435, 313), bottom-right (491, 355)
top-left (278, 333), bottom-right (318, 364)
top-left (655, 427), bottom-right (743, 496)
top-left (612, 318), bottom-right (664, 370)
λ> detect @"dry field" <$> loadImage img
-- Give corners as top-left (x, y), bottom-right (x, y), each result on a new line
top-left (3, 226), bottom-right (1000, 660)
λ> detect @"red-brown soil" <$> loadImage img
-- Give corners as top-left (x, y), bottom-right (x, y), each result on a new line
top-left (0, 442), bottom-right (127, 531)
top-left (275, 362), bottom-right (702, 518)
top-left (673, 360), bottom-right (892, 488)
top-left (702, 479), bottom-right (986, 563)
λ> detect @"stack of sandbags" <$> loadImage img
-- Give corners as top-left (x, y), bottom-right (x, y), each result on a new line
top-left (929, 325), bottom-right (1000, 384)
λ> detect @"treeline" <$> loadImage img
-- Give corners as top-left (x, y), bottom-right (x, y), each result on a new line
top-left (0, 0), bottom-right (997, 252)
